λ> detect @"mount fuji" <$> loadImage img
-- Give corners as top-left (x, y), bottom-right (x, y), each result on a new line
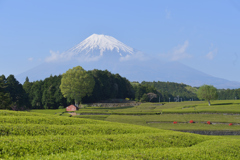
top-left (17, 34), bottom-right (240, 89)
top-left (45, 34), bottom-right (138, 63)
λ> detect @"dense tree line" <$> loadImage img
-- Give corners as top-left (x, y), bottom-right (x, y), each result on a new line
top-left (23, 75), bottom-right (71, 109)
top-left (82, 69), bottom-right (134, 103)
top-left (218, 88), bottom-right (240, 100)
top-left (132, 83), bottom-right (161, 102)
top-left (1, 70), bottom-right (240, 110)
top-left (0, 75), bottom-right (28, 110)
top-left (0, 69), bottom-right (136, 110)
top-left (139, 81), bottom-right (199, 101)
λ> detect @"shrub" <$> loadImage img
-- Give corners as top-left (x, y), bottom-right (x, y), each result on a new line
top-left (58, 106), bottom-right (64, 109)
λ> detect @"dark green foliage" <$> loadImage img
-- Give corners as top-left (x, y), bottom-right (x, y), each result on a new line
top-left (141, 81), bottom-right (198, 101)
top-left (140, 93), bottom-right (149, 102)
top-left (82, 69), bottom-right (134, 103)
top-left (0, 75), bottom-right (11, 109)
top-left (28, 75), bottom-right (70, 109)
top-left (22, 69), bottom-right (135, 109)
top-left (218, 88), bottom-right (240, 100)
top-left (5, 75), bottom-right (28, 110)
top-left (133, 83), bottom-right (160, 102)
top-left (42, 75), bottom-right (67, 109)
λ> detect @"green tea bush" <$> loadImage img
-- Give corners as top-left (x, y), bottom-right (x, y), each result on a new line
top-left (0, 133), bottom-right (210, 158)
top-left (15, 138), bottom-right (240, 160)
top-left (0, 116), bottom-right (108, 125)
top-left (0, 123), bottom-right (165, 136)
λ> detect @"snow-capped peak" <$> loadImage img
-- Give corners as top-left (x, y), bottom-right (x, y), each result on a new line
top-left (67, 34), bottom-right (134, 56)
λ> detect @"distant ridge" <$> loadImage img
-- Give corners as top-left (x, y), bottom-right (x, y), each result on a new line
top-left (16, 34), bottom-right (240, 89)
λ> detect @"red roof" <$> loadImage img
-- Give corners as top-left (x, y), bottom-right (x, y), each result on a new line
top-left (66, 105), bottom-right (78, 111)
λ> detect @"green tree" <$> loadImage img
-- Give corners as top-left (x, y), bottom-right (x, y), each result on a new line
top-left (30, 81), bottom-right (43, 109)
top-left (197, 85), bottom-right (218, 106)
top-left (6, 75), bottom-right (28, 110)
top-left (0, 75), bottom-right (11, 109)
top-left (60, 66), bottom-right (95, 107)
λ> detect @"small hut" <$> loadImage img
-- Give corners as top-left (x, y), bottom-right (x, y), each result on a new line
top-left (66, 105), bottom-right (79, 112)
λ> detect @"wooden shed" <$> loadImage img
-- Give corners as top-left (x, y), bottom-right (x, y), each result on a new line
top-left (66, 105), bottom-right (79, 112)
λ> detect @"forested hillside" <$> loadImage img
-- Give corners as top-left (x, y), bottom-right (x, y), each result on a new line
top-left (0, 68), bottom-right (135, 110)
top-left (141, 81), bottom-right (199, 101)
top-left (1, 66), bottom-right (240, 110)
top-left (218, 88), bottom-right (240, 100)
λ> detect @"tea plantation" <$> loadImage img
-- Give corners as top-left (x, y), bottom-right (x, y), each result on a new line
top-left (1, 100), bottom-right (240, 159)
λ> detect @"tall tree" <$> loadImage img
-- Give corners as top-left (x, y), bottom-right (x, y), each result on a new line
top-left (30, 81), bottom-right (43, 109)
top-left (197, 85), bottom-right (218, 106)
top-left (22, 77), bottom-right (32, 108)
top-left (6, 75), bottom-right (28, 109)
top-left (0, 75), bottom-right (11, 109)
top-left (60, 66), bottom-right (95, 106)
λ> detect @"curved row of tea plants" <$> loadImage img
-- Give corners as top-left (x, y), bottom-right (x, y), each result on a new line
top-left (0, 116), bottom-right (108, 125)
top-left (17, 138), bottom-right (240, 160)
top-left (0, 123), bottom-right (165, 136)
top-left (1, 110), bottom-right (240, 159)
top-left (0, 132), bottom-right (210, 158)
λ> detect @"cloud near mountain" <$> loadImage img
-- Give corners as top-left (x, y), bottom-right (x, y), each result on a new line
top-left (45, 34), bottom-right (141, 63)
top-left (17, 34), bottom-right (240, 89)
top-left (159, 40), bottom-right (192, 61)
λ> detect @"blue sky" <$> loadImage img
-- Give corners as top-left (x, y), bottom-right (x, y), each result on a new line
top-left (1, 0), bottom-right (240, 82)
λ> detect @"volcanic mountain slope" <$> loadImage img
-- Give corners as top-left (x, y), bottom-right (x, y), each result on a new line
top-left (45, 34), bottom-right (137, 63)
top-left (16, 34), bottom-right (240, 89)
top-left (66, 34), bottom-right (134, 56)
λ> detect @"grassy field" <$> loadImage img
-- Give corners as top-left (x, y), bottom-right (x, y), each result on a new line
top-left (1, 109), bottom-right (240, 159)
top-left (70, 100), bottom-right (240, 131)
top-left (72, 100), bottom-right (240, 114)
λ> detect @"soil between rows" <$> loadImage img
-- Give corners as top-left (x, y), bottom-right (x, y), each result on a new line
top-left (175, 130), bottom-right (240, 135)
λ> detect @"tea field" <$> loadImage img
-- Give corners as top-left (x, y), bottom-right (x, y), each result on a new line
top-left (1, 100), bottom-right (240, 159)
top-left (72, 100), bottom-right (240, 131)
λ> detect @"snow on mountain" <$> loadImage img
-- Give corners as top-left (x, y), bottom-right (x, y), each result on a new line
top-left (45, 34), bottom-right (135, 62)
top-left (67, 34), bottom-right (134, 56)
top-left (17, 34), bottom-right (240, 89)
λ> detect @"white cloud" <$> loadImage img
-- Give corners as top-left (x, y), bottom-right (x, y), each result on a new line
top-left (45, 50), bottom-right (61, 62)
top-left (161, 40), bottom-right (191, 61)
top-left (206, 48), bottom-right (218, 60)
top-left (28, 57), bottom-right (33, 61)
top-left (120, 51), bottom-right (147, 62)
top-left (159, 41), bottom-right (191, 61)
top-left (45, 49), bottom-right (147, 63)
top-left (45, 50), bottom-right (103, 62)
top-left (76, 54), bottom-right (102, 62)
top-left (171, 41), bottom-right (191, 61)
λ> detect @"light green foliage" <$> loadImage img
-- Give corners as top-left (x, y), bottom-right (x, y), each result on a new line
top-left (197, 85), bottom-right (218, 106)
top-left (58, 106), bottom-right (64, 109)
top-left (60, 66), bottom-right (95, 106)
top-left (185, 85), bottom-right (198, 94)
top-left (0, 123), bottom-right (164, 136)
top-left (18, 139), bottom-right (240, 160)
top-left (74, 100), bottom-right (240, 131)
top-left (0, 115), bottom-right (108, 125)
top-left (0, 133), bottom-right (209, 158)
top-left (1, 110), bottom-right (240, 159)
top-left (141, 81), bottom-right (199, 101)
